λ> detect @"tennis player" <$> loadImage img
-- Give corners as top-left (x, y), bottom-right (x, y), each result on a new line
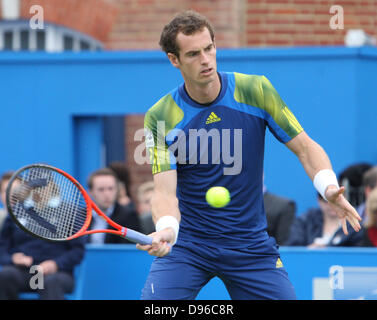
top-left (137, 10), bottom-right (361, 300)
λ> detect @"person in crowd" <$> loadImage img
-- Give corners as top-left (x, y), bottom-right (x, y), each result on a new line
top-left (336, 162), bottom-right (373, 221)
top-left (263, 184), bottom-right (296, 245)
top-left (108, 162), bottom-right (133, 208)
top-left (357, 166), bottom-right (377, 221)
top-left (0, 172), bottom-right (13, 232)
top-left (0, 171), bottom-right (85, 300)
top-left (136, 181), bottom-right (155, 235)
top-left (285, 193), bottom-right (363, 247)
top-left (87, 168), bottom-right (141, 244)
top-left (359, 187), bottom-right (377, 247)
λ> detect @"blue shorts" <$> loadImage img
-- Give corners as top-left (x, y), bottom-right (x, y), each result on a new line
top-left (141, 240), bottom-right (296, 300)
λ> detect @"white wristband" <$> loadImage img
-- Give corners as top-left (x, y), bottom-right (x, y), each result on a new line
top-left (155, 215), bottom-right (179, 245)
top-left (313, 169), bottom-right (339, 201)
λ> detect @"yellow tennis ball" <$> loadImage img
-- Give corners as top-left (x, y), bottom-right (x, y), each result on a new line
top-left (206, 186), bottom-right (230, 208)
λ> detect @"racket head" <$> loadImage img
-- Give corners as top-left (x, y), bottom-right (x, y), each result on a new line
top-left (6, 164), bottom-right (91, 242)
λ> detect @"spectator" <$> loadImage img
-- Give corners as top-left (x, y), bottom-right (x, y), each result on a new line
top-left (339, 163), bottom-right (373, 207)
top-left (87, 168), bottom-right (141, 244)
top-left (263, 184), bottom-right (296, 245)
top-left (136, 181), bottom-right (155, 235)
top-left (358, 166), bottom-right (377, 221)
top-left (108, 162), bottom-right (133, 207)
top-left (0, 188), bottom-right (85, 299)
top-left (359, 187), bottom-right (377, 247)
top-left (285, 193), bottom-right (363, 247)
top-left (0, 171), bottom-right (13, 232)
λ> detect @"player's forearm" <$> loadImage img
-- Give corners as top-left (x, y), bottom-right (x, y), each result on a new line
top-left (151, 190), bottom-right (181, 224)
top-left (287, 131), bottom-right (341, 201)
top-left (298, 141), bottom-right (332, 180)
top-left (151, 170), bottom-right (181, 246)
top-left (286, 132), bottom-right (332, 180)
top-left (152, 170), bottom-right (181, 224)
top-left (151, 190), bottom-right (181, 246)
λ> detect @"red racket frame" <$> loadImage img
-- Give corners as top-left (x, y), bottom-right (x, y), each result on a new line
top-left (53, 167), bottom-right (129, 240)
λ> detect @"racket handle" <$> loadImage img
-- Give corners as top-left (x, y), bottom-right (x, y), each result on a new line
top-left (125, 229), bottom-right (172, 251)
top-left (125, 229), bottom-right (153, 245)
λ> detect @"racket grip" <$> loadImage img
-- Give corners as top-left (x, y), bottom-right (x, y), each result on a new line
top-left (125, 229), bottom-right (153, 245)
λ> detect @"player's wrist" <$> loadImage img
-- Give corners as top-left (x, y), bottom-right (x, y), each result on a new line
top-left (155, 215), bottom-right (179, 245)
top-left (313, 169), bottom-right (339, 202)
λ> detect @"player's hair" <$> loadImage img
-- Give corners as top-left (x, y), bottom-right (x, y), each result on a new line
top-left (363, 166), bottom-right (377, 189)
top-left (0, 171), bottom-right (14, 192)
top-left (87, 168), bottom-right (119, 190)
top-left (159, 10), bottom-right (215, 58)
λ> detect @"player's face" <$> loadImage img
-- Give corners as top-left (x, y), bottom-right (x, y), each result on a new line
top-left (90, 175), bottom-right (118, 211)
top-left (170, 27), bottom-right (217, 86)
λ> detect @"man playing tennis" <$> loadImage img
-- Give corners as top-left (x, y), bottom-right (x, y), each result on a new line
top-left (137, 10), bottom-right (361, 300)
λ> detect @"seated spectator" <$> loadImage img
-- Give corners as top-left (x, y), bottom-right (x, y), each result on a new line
top-left (359, 188), bottom-right (377, 247)
top-left (338, 162), bottom-right (372, 209)
top-left (108, 162), bottom-right (133, 208)
top-left (263, 184), bottom-right (296, 245)
top-left (0, 215), bottom-right (85, 300)
top-left (0, 172), bottom-right (13, 232)
top-left (357, 166), bottom-right (377, 221)
top-left (285, 193), bottom-right (363, 247)
top-left (136, 181), bottom-right (155, 235)
top-left (87, 168), bottom-right (141, 244)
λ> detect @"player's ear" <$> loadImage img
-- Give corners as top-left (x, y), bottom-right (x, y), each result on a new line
top-left (167, 52), bottom-right (180, 68)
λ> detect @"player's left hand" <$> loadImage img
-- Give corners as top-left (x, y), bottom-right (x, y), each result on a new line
top-left (325, 185), bottom-right (362, 235)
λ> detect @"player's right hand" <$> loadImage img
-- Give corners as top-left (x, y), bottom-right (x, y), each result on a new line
top-left (136, 228), bottom-right (174, 257)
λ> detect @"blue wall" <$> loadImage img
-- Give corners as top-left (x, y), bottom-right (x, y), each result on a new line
top-left (79, 245), bottom-right (377, 300)
top-left (0, 47), bottom-right (376, 214)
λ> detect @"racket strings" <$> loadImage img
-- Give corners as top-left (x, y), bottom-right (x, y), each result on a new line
top-left (9, 167), bottom-right (88, 240)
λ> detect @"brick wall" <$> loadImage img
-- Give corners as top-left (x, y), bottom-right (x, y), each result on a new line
top-left (104, 0), bottom-right (244, 49)
top-left (245, 0), bottom-right (377, 47)
top-left (21, 0), bottom-right (118, 42)
top-left (104, 0), bottom-right (377, 49)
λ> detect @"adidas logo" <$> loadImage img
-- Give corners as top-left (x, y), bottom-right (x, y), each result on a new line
top-left (206, 112), bottom-right (221, 124)
top-left (276, 258), bottom-right (283, 268)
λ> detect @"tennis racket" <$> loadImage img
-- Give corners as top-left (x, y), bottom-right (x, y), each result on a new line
top-left (5, 163), bottom-right (153, 245)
